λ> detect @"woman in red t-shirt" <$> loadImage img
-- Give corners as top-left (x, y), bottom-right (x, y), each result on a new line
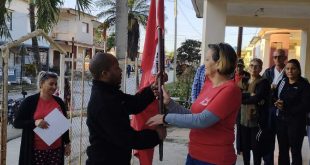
top-left (147, 43), bottom-right (241, 165)
top-left (14, 71), bottom-right (70, 165)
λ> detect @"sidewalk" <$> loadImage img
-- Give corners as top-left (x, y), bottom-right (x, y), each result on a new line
top-left (7, 127), bottom-right (310, 164)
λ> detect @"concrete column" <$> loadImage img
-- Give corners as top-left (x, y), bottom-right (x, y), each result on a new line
top-left (300, 29), bottom-right (310, 79)
top-left (261, 36), bottom-right (271, 71)
top-left (48, 48), bottom-right (53, 68)
top-left (201, 0), bottom-right (227, 64)
top-left (59, 52), bottom-right (65, 99)
top-left (115, 0), bottom-right (128, 91)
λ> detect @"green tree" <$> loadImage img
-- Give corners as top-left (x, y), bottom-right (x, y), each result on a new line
top-left (166, 51), bottom-right (174, 61)
top-left (106, 32), bottom-right (115, 51)
top-left (95, 0), bottom-right (149, 61)
top-left (177, 39), bottom-right (201, 65)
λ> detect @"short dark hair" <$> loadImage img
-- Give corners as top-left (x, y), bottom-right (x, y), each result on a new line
top-left (250, 58), bottom-right (263, 68)
top-left (287, 59), bottom-right (301, 77)
top-left (274, 49), bottom-right (286, 56)
top-left (208, 43), bottom-right (237, 75)
top-left (89, 52), bottom-right (115, 80)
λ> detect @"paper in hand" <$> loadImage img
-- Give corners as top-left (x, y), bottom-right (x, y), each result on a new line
top-left (34, 108), bottom-right (70, 146)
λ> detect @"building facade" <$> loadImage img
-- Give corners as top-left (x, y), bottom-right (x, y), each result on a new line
top-left (49, 8), bottom-right (104, 73)
top-left (1, 0), bottom-right (50, 83)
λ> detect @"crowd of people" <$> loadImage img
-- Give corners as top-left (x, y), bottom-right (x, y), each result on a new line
top-left (12, 43), bottom-right (310, 165)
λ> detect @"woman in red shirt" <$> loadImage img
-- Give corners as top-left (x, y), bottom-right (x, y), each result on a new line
top-left (14, 71), bottom-right (70, 165)
top-left (147, 43), bottom-right (241, 165)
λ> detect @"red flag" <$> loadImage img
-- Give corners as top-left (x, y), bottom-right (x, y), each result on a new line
top-left (131, 0), bottom-right (164, 164)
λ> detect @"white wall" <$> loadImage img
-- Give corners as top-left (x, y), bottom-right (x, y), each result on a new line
top-left (4, 0), bottom-right (49, 47)
top-left (53, 11), bottom-right (94, 45)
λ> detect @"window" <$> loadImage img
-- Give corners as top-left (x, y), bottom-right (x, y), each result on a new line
top-left (82, 22), bottom-right (89, 33)
top-left (6, 12), bottom-right (12, 30)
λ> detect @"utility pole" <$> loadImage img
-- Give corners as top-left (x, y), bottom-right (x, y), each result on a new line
top-left (237, 27), bottom-right (243, 58)
top-left (173, 0), bottom-right (178, 83)
top-left (115, 0), bottom-right (128, 91)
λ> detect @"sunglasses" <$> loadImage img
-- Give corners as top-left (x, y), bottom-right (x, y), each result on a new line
top-left (40, 71), bottom-right (58, 80)
top-left (273, 56), bottom-right (284, 59)
top-left (208, 43), bottom-right (225, 61)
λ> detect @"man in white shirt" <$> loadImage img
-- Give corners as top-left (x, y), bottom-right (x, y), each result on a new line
top-left (262, 49), bottom-right (287, 165)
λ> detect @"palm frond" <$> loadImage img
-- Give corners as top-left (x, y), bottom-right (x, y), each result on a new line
top-left (133, 0), bottom-right (149, 11)
top-left (36, 0), bottom-right (63, 33)
top-left (0, 0), bottom-right (12, 39)
top-left (96, 7), bottom-right (116, 19)
top-left (75, 0), bottom-right (93, 16)
top-left (95, 0), bottom-right (115, 8)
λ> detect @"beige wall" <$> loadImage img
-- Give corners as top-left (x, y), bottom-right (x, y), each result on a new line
top-left (52, 10), bottom-right (95, 45)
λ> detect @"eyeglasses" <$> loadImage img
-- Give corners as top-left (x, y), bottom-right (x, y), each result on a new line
top-left (273, 56), bottom-right (284, 59)
top-left (249, 64), bottom-right (261, 69)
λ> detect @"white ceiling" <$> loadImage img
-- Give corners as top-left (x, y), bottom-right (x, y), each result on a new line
top-left (192, 0), bottom-right (310, 19)
top-left (228, 2), bottom-right (310, 18)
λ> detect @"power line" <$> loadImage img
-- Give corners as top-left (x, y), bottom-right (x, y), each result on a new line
top-left (178, 1), bottom-right (202, 36)
top-left (179, 0), bottom-right (195, 11)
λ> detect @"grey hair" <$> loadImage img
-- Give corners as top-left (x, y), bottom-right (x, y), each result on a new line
top-left (37, 71), bottom-right (58, 89)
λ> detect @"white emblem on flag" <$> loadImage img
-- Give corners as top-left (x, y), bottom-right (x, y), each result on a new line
top-left (151, 42), bottom-right (159, 75)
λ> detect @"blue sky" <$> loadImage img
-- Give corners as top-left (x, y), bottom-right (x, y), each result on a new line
top-left (63, 0), bottom-right (259, 52)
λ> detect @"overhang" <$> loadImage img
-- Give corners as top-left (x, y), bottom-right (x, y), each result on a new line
top-left (191, 0), bottom-right (310, 26)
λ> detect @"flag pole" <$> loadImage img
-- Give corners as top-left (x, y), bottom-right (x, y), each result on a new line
top-left (173, 0), bottom-right (178, 83)
top-left (157, 26), bottom-right (165, 161)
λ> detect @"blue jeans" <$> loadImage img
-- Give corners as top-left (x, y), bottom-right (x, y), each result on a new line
top-left (185, 154), bottom-right (215, 165)
top-left (185, 154), bottom-right (236, 165)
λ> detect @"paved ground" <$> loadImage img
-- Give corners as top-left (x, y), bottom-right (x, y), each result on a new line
top-left (5, 69), bottom-right (310, 164)
top-left (7, 127), bottom-right (310, 165)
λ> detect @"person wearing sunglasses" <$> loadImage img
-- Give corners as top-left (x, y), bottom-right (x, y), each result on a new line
top-left (147, 43), bottom-right (241, 165)
top-left (13, 71), bottom-right (71, 165)
top-left (262, 48), bottom-right (287, 165)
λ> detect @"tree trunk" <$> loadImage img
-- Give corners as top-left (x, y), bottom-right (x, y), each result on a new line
top-left (127, 19), bottom-right (139, 61)
top-left (115, 0), bottom-right (128, 91)
top-left (29, 2), bottom-right (41, 74)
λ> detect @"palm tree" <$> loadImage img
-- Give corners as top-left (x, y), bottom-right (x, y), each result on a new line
top-left (28, 0), bottom-right (92, 73)
top-left (0, 0), bottom-right (12, 39)
top-left (96, 0), bottom-right (149, 61)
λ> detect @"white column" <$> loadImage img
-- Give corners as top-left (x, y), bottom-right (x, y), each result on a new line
top-left (261, 36), bottom-right (271, 71)
top-left (300, 29), bottom-right (310, 79)
top-left (92, 46), bottom-right (96, 57)
top-left (59, 52), bottom-right (65, 100)
top-left (201, 0), bottom-right (227, 64)
top-left (48, 48), bottom-right (54, 68)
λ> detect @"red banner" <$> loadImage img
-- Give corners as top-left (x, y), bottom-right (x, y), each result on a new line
top-left (131, 0), bottom-right (164, 164)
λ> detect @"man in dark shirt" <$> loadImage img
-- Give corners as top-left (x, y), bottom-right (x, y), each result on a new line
top-left (86, 52), bottom-right (166, 165)
top-left (262, 49), bottom-right (286, 165)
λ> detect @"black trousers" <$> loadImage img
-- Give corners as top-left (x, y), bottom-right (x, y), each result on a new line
top-left (240, 125), bottom-right (261, 165)
top-left (263, 107), bottom-right (277, 165)
top-left (276, 119), bottom-right (305, 165)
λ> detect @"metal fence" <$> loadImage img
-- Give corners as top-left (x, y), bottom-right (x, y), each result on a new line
top-left (0, 31), bottom-right (151, 164)
top-left (0, 52), bottom-right (141, 165)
